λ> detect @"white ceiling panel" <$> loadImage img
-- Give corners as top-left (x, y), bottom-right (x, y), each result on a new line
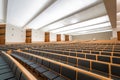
top-left (51, 15), bottom-right (110, 33)
top-left (40, 3), bottom-right (107, 31)
top-left (7, 0), bottom-right (54, 27)
top-left (27, 0), bottom-right (101, 29)
top-left (56, 22), bottom-right (111, 34)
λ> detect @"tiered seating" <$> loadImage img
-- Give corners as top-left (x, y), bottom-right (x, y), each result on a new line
top-left (0, 41), bottom-right (120, 80)
top-left (11, 50), bottom-right (110, 80)
top-left (0, 51), bottom-right (37, 80)
top-left (22, 49), bottom-right (120, 65)
top-left (20, 49), bottom-right (120, 79)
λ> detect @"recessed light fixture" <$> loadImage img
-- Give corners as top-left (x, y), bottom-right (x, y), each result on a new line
top-left (71, 19), bottom-right (79, 23)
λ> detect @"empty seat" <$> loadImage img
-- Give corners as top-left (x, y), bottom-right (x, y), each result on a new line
top-left (101, 52), bottom-right (111, 56)
top-left (0, 72), bottom-right (15, 80)
top-left (43, 71), bottom-right (59, 80)
top-left (113, 52), bottom-right (120, 57)
top-left (37, 58), bottom-right (42, 64)
top-left (54, 76), bottom-right (67, 80)
top-left (50, 62), bottom-right (60, 73)
top-left (83, 50), bottom-right (90, 53)
top-left (69, 52), bottom-right (76, 56)
top-left (78, 59), bottom-right (90, 70)
top-left (35, 67), bottom-right (48, 74)
top-left (63, 51), bottom-right (69, 55)
top-left (61, 66), bottom-right (76, 80)
top-left (92, 62), bottom-right (109, 74)
top-left (52, 55), bottom-right (60, 60)
top-left (60, 56), bottom-right (67, 63)
top-left (68, 57), bottom-right (77, 66)
top-left (0, 68), bottom-right (11, 75)
top-left (91, 51), bottom-right (100, 55)
top-left (42, 60), bottom-right (50, 68)
top-left (77, 72), bottom-right (100, 80)
top-left (86, 54), bottom-right (96, 60)
top-left (77, 53), bottom-right (85, 58)
top-left (98, 56), bottom-right (110, 62)
top-left (112, 57), bottom-right (120, 64)
top-left (111, 65), bottom-right (120, 77)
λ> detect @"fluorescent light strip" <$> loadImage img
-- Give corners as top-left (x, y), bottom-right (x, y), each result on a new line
top-left (40, 2), bottom-right (107, 31)
top-left (56, 22), bottom-right (111, 34)
top-left (70, 29), bottom-right (112, 35)
top-left (51, 15), bottom-right (110, 33)
top-left (74, 27), bottom-right (112, 34)
top-left (27, 0), bottom-right (99, 29)
top-left (41, 22), bottom-right (64, 31)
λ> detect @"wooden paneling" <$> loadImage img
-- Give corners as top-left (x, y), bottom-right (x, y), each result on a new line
top-left (45, 32), bottom-right (50, 42)
top-left (65, 35), bottom-right (69, 41)
top-left (57, 34), bottom-right (61, 41)
top-left (26, 29), bottom-right (32, 43)
top-left (117, 31), bottom-right (120, 41)
top-left (0, 24), bottom-right (6, 45)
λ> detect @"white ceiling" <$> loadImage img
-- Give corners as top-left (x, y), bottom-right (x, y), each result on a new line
top-left (0, 0), bottom-right (115, 35)
top-left (0, 0), bottom-right (4, 22)
top-left (117, 0), bottom-right (120, 26)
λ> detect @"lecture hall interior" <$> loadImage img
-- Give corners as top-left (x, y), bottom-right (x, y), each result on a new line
top-left (0, 0), bottom-right (120, 80)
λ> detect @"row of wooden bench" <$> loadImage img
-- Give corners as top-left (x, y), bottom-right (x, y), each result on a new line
top-left (11, 50), bottom-right (111, 80)
top-left (35, 48), bottom-right (120, 57)
top-left (23, 49), bottom-right (120, 65)
top-left (16, 50), bottom-right (120, 79)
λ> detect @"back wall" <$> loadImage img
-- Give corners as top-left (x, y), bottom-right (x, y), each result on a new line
top-left (72, 31), bottom-right (112, 40)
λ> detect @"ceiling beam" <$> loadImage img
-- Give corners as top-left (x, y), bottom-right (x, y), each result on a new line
top-left (49, 14), bottom-right (107, 32)
top-left (55, 21), bottom-right (109, 33)
top-left (3, 0), bottom-right (8, 23)
top-left (23, 0), bottom-right (57, 29)
top-left (103, 0), bottom-right (116, 28)
top-left (38, 1), bottom-right (102, 30)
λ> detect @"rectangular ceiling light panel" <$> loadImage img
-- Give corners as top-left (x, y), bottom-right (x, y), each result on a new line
top-left (27, 0), bottom-right (100, 29)
top-left (51, 15), bottom-right (110, 33)
top-left (69, 29), bottom-right (112, 35)
top-left (57, 22), bottom-right (111, 34)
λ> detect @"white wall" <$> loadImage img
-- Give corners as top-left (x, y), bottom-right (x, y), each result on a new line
top-left (61, 34), bottom-right (65, 41)
top-left (69, 35), bottom-right (72, 41)
top-left (32, 29), bottom-right (44, 42)
top-left (112, 25), bottom-right (120, 39)
top-left (6, 24), bottom-right (25, 43)
top-left (50, 32), bottom-right (56, 42)
top-left (72, 31), bottom-right (112, 40)
top-left (112, 28), bottom-right (117, 38)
